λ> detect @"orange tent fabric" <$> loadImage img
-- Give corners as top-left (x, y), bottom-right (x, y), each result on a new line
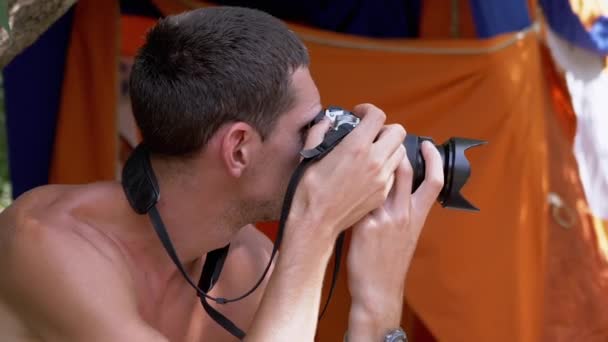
top-left (288, 24), bottom-right (608, 341)
top-left (49, 0), bottom-right (120, 184)
top-left (51, 1), bottom-right (608, 341)
top-left (419, 0), bottom-right (477, 39)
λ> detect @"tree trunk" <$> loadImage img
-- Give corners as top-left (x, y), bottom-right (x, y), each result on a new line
top-left (0, 0), bottom-right (77, 69)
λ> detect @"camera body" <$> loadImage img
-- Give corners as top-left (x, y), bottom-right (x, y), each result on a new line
top-left (322, 106), bottom-right (361, 129)
top-left (314, 106), bottom-right (486, 211)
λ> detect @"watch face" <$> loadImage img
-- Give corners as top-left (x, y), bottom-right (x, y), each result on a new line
top-left (385, 328), bottom-right (408, 342)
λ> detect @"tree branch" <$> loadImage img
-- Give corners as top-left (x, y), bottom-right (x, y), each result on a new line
top-left (0, 0), bottom-right (77, 69)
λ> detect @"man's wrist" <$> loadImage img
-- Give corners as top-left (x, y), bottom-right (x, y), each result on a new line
top-left (284, 208), bottom-right (339, 248)
top-left (278, 212), bottom-right (337, 269)
top-left (346, 300), bottom-right (403, 342)
top-left (344, 328), bottom-right (408, 342)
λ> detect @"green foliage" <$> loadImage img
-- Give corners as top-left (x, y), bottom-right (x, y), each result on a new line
top-left (0, 0), bottom-right (9, 34)
top-left (0, 78), bottom-right (11, 210)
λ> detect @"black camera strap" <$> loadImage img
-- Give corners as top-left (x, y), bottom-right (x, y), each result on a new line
top-left (147, 206), bottom-right (243, 336)
top-left (122, 123), bottom-right (352, 340)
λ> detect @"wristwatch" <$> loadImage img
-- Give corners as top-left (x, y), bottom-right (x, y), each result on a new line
top-left (343, 328), bottom-right (408, 342)
top-left (384, 328), bottom-right (408, 342)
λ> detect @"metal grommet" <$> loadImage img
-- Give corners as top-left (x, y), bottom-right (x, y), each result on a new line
top-left (547, 192), bottom-right (576, 229)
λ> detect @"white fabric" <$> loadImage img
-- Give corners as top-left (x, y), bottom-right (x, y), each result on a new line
top-left (546, 28), bottom-right (608, 219)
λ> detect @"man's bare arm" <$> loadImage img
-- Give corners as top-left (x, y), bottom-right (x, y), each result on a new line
top-left (0, 213), bottom-right (167, 342)
top-left (245, 104), bottom-right (405, 341)
top-left (244, 215), bottom-right (336, 342)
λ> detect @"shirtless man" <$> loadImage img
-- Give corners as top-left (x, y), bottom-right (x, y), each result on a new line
top-left (0, 6), bottom-right (444, 342)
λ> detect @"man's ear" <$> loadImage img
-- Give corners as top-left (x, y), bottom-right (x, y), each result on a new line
top-left (220, 122), bottom-right (262, 178)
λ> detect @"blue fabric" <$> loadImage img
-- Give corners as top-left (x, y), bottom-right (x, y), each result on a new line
top-left (3, 6), bottom-right (75, 198)
top-left (540, 0), bottom-right (608, 55)
top-left (214, 0), bottom-right (422, 38)
top-left (588, 16), bottom-right (608, 53)
top-left (120, 0), bottom-right (163, 18)
top-left (215, 0), bottom-right (538, 39)
top-left (308, 0), bottom-right (422, 38)
top-left (469, 0), bottom-right (532, 38)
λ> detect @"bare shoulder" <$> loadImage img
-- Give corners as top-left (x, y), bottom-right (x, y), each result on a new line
top-left (0, 185), bottom-right (66, 245)
top-left (231, 224), bottom-right (274, 261)
top-left (0, 184), bottom-right (127, 271)
top-left (220, 224), bottom-right (275, 294)
top-left (0, 184), bottom-right (166, 342)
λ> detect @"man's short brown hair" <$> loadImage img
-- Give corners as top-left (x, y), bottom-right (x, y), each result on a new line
top-left (129, 6), bottom-right (310, 157)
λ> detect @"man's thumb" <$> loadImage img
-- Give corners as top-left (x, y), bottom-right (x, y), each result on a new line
top-left (303, 118), bottom-right (331, 150)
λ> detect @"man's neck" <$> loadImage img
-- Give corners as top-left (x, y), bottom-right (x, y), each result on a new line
top-left (118, 157), bottom-right (247, 277)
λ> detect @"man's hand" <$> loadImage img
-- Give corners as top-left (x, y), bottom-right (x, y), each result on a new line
top-left (345, 139), bottom-right (444, 342)
top-left (289, 103), bottom-right (406, 245)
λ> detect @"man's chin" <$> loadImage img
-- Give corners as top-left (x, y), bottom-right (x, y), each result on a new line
top-left (248, 201), bottom-right (282, 224)
top-left (256, 211), bottom-right (281, 224)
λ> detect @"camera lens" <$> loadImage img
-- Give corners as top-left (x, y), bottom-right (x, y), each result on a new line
top-left (404, 135), bottom-right (486, 211)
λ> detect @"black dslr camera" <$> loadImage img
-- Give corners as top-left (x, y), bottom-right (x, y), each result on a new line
top-left (306, 106), bottom-right (486, 211)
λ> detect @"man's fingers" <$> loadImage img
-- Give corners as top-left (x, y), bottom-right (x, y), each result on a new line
top-left (412, 141), bottom-right (444, 210)
top-left (379, 144), bottom-right (406, 200)
top-left (381, 144), bottom-right (405, 178)
top-left (344, 103), bottom-right (386, 144)
top-left (386, 146), bottom-right (413, 213)
top-left (303, 118), bottom-right (331, 150)
top-left (371, 124), bottom-right (406, 161)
